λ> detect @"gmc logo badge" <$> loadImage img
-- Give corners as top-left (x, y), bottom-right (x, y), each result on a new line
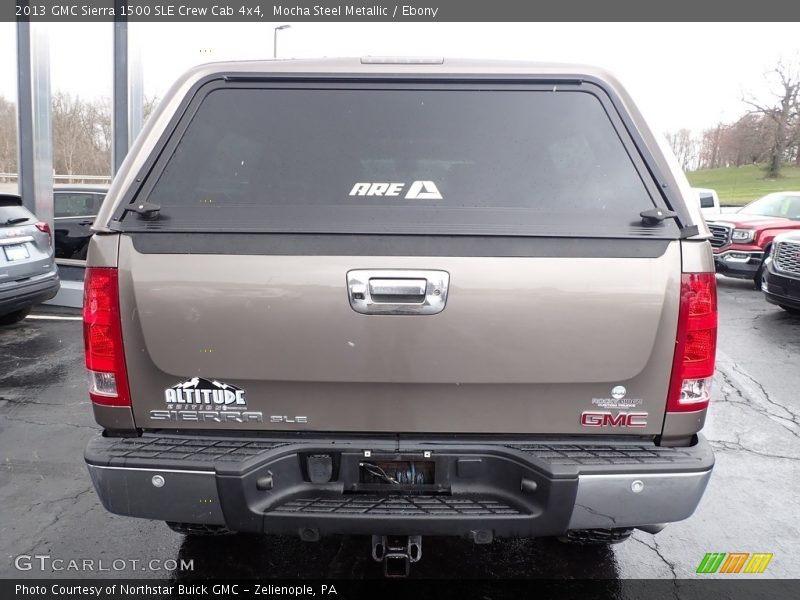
top-left (580, 411), bottom-right (648, 428)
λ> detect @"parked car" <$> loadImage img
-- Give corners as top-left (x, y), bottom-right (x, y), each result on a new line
top-left (0, 194), bottom-right (59, 324)
top-left (762, 231), bottom-right (800, 315)
top-left (83, 59), bottom-right (717, 575)
top-left (53, 185), bottom-right (107, 260)
top-left (706, 191), bottom-right (800, 288)
top-left (693, 187), bottom-right (721, 219)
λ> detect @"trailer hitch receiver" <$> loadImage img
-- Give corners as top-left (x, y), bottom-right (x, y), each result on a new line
top-left (371, 535), bottom-right (422, 577)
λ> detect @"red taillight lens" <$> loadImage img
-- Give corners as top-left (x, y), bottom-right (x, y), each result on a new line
top-left (83, 267), bottom-right (131, 407)
top-left (35, 222), bottom-right (52, 246)
top-left (667, 273), bottom-right (718, 412)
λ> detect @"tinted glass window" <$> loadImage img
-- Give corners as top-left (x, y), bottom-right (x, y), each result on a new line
top-left (133, 87), bottom-right (660, 237)
top-left (55, 192), bottom-right (100, 217)
top-left (699, 193), bottom-right (715, 208)
top-left (0, 204), bottom-right (34, 226)
top-left (740, 194), bottom-right (800, 220)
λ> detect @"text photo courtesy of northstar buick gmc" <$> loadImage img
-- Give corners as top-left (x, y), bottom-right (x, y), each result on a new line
top-left (81, 58), bottom-right (718, 577)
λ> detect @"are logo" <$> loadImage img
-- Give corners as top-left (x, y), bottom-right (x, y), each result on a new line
top-left (580, 411), bottom-right (647, 428)
top-left (349, 180), bottom-right (443, 200)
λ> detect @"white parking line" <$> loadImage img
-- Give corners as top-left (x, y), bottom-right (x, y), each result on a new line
top-left (26, 315), bottom-right (82, 321)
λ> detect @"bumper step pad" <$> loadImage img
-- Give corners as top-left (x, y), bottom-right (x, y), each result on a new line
top-left (273, 495), bottom-right (520, 516)
top-left (86, 434), bottom-right (287, 469)
top-left (511, 443), bottom-right (708, 466)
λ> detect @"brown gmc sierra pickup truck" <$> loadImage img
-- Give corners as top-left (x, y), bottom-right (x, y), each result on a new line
top-left (82, 58), bottom-right (717, 576)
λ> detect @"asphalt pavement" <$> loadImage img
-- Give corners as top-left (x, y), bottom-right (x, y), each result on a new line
top-left (0, 277), bottom-right (798, 580)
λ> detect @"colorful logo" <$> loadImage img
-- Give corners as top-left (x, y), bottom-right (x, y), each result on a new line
top-left (696, 552), bottom-right (773, 574)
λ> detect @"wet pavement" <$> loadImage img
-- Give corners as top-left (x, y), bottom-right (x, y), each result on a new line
top-left (0, 277), bottom-right (798, 580)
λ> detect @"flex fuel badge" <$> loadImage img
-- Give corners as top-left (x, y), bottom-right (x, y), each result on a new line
top-left (150, 377), bottom-right (263, 423)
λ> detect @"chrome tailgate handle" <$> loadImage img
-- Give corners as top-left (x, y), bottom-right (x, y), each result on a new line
top-left (347, 270), bottom-right (450, 315)
top-left (369, 278), bottom-right (427, 301)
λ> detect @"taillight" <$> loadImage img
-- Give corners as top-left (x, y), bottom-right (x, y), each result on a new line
top-left (35, 222), bottom-right (52, 246)
top-left (667, 273), bottom-right (718, 412)
top-left (83, 267), bottom-right (131, 407)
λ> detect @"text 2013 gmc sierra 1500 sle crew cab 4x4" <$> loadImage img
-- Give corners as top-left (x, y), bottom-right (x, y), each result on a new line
top-left (83, 58), bottom-right (717, 576)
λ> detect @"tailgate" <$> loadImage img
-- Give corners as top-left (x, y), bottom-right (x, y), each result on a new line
top-left (119, 237), bottom-right (680, 434)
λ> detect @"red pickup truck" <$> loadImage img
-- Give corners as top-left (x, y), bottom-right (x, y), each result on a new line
top-left (707, 192), bottom-right (800, 288)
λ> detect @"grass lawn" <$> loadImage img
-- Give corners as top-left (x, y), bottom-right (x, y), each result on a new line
top-left (686, 164), bottom-right (800, 206)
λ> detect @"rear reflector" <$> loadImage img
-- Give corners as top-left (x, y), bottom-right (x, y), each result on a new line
top-left (83, 267), bottom-right (131, 407)
top-left (667, 273), bottom-right (717, 412)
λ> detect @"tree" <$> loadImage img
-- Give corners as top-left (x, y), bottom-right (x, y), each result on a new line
top-left (0, 96), bottom-right (17, 176)
top-left (698, 124), bottom-right (723, 169)
top-left (744, 60), bottom-right (800, 178)
top-left (0, 93), bottom-right (159, 180)
top-left (712, 114), bottom-right (773, 168)
top-left (51, 92), bottom-right (114, 176)
top-left (666, 128), bottom-right (700, 171)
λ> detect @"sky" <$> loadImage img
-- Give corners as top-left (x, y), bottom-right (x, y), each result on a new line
top-left (0, 21), bottom-right (799, 135)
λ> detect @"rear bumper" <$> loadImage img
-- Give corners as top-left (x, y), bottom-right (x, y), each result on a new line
top-left (713, 249), bottom-right (763, 278)
top-left (0, 270), bottom-right (59, 314)
top-left (85, 433), bottom-right (714, 538)
top-left (762, 262), bottom-right (800, 309)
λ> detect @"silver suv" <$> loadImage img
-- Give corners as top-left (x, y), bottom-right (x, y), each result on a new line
top-left (82, 59), bottom-right (717, 576)
top-left (0, 194), bottom-right (59, 324)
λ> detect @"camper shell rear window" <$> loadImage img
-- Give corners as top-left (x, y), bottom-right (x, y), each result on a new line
top-left (116, 81), bottom-right (678, 238)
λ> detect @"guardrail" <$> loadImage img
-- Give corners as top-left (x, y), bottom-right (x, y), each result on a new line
top-left (0, 173), bottom-right (112, 184)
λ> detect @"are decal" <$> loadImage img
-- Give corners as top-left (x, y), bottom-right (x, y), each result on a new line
top-left (348, 180), bottom-right (443, 200)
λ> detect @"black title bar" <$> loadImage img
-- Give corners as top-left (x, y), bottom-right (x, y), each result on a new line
top-left (4, 579), bottom-right (800, 599)
top-left (6, 0), bottom-right (800, 22)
